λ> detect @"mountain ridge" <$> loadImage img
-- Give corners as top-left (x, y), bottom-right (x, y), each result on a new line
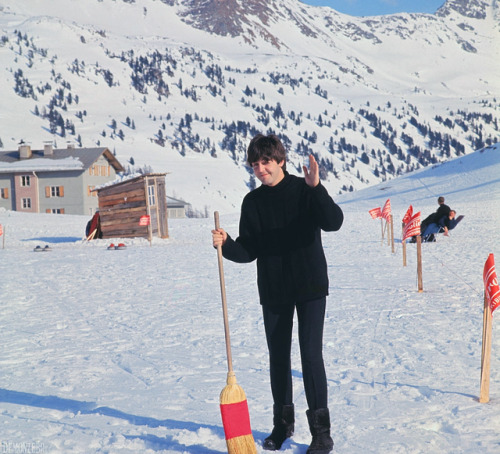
top-left (0, 0), bottom-right (498, 214)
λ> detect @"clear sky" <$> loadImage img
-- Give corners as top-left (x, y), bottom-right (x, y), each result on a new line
top-left (300, 0), bottom-right (446, 17)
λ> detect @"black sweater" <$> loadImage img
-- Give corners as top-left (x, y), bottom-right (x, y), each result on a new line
top-left (422, 203), bottom-right (451, 227)
top-left (222, 172), bottom-right (344, 306)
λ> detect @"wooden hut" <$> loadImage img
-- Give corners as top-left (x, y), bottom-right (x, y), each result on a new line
top-left (96, 173), bottom-right (169, 239)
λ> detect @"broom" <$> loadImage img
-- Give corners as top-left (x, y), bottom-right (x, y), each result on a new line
top-left (214, 211), bottom-right (257, 454)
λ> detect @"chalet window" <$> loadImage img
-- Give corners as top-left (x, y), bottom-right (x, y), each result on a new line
top-left (87, 185), bottom-right (97, 197)
top-left (21, 175), bottom-right (31, 187)
top-left (22, 198), bottom-right (31, 209)
top-left (148, 185), bottom-right (156, 206)
top-left (1, 188), bottom-right (8, 199)
top-left (45, 186), bottom-right (65, 198)
top-left (46, 208), bottom-right (65, 214)
top-left (89, 164), bottom-right (110, 176)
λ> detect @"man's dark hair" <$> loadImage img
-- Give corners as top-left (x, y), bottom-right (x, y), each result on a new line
top-left (247, 134), bottom-right (287, 172)
top-left (438, 196), bottom-right (445, 204)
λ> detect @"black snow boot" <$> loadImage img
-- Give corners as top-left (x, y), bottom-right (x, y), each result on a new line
top-left (263, 404), bottom-right (295, 451)
top-left (306, 408), bottom-right (334, 454)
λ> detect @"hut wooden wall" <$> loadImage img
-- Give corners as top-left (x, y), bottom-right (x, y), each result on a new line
top-left (97, 174), bottom-right (168, 239)
top-left (154, 177), bottom-right (169, 238)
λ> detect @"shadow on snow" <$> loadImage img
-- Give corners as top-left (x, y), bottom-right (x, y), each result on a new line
top-left (0, 388), bottom-right (268, 452)
top-left (22, 236), bottom-right (83, 243)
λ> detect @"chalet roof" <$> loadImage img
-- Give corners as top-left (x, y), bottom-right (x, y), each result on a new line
top-left (166, 196), bottom-right (189, 208)
top-left (0, 146), bottom-right (125, 174)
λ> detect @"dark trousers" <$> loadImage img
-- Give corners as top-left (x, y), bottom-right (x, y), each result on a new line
top-left (262, 297), bottom-right (328, 411)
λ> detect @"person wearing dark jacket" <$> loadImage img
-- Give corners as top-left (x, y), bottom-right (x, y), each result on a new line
top-left (420, 196), bottom-right (450, 235)
top-left (422, 210), bottom-right (458, 241)
top-left (411, 196), bottom-right (451, 243)
top-left (212, 134), bottom-right (343, 453)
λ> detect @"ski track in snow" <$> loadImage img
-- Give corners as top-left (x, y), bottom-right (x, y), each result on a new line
top-left (0, 146), bottom-right (499, 453)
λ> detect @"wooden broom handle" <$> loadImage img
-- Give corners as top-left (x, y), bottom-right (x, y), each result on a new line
top-left (214, 211), bottom-right (234, 374)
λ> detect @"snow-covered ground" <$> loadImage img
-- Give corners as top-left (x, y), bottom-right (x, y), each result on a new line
top-left (0, 144), bottom-right (499, 453)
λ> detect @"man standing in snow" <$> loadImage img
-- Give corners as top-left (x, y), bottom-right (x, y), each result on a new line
top-left (212, 134), bottom-right (343, 453)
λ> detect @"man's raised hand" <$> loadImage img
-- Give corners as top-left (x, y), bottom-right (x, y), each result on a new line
top-left (303, 154), bottom-right (320, 187)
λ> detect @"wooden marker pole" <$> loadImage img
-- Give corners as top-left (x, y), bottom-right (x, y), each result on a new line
top-left (402, 223), bottom-right (407, 267)
top-left (480, 292), bottom-right (493, 403)
top-left (402, 244), bottom-right (407, 266)
top-left (390, 215), bottom-right (395, 253)
top-left (387, 220), bottom-right (391, 246)
top-left (417, 235), bottom-right (423, 292)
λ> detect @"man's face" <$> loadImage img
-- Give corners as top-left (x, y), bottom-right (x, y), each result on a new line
top-left (251, 158), bottom-right (284, 186)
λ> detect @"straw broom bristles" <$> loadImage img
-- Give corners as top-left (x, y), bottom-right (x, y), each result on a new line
top-left (220, 371), bottom-right (257, 454)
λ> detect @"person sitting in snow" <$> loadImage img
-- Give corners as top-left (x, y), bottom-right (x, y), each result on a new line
top-left (422, 210), bottom-right (459, 242)
top-left (419, 196), bottom-right (451, 235)
top-left (411, 196), bottom-right (450, 243)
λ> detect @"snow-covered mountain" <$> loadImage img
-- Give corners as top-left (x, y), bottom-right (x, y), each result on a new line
top-left (0, 0), bottom-right (499, 214)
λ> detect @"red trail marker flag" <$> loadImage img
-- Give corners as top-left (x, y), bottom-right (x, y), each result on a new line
top-left (369, 207), bottom-right (382, 219)
top-left (402, 205), bottom-right (413, 225)
top-left (480, 253), bottom-right (499, 403)
top-left (381, 199), bottom-right (391, 221)
top-left (402, 212), bottom-right (421, 242)
top-left (484, 254), bottom-right (500, 314)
